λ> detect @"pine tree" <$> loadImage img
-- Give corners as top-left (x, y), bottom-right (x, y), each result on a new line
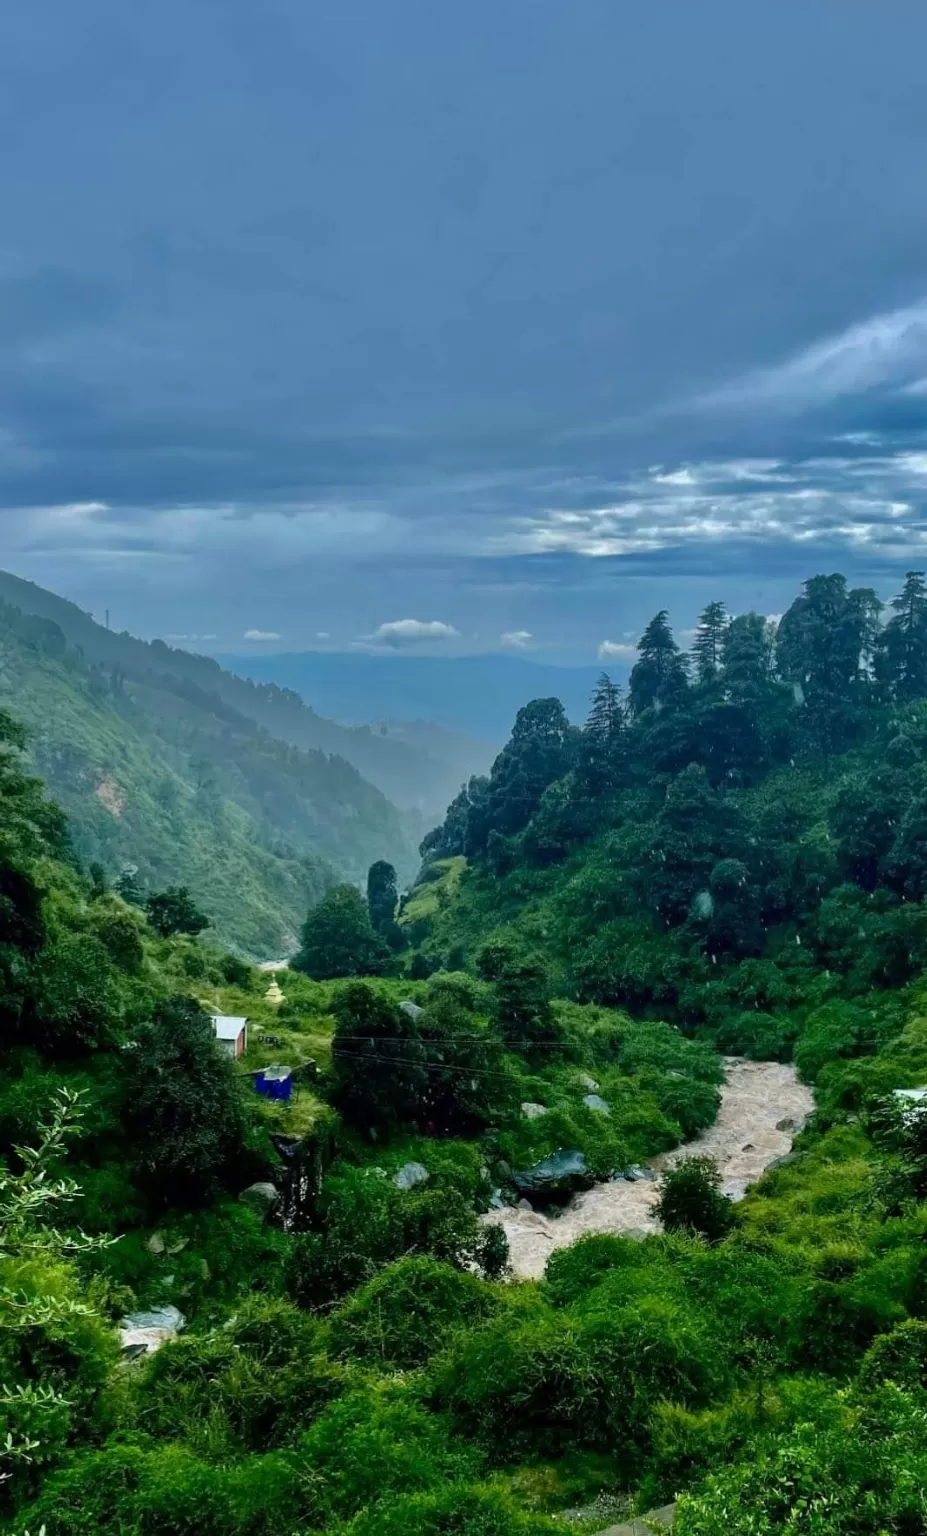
top-left (629, 611), bottom-right (689, 714)
top-left (878, 571), bottom-right (927, 702)
top-left (692, 600), bottom-right (729, 685)
top-left (580, 673), bottom-right (624, 792)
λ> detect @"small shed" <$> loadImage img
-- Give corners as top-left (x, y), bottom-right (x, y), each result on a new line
top-left (254, 1065), bottom-right (293, 1102)
top-left (211, 1014), bottom-right (248, 1059)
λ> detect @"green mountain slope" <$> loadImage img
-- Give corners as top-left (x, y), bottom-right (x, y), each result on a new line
top-left (0, 569), bottom-right (486, 816)
top-left (0, 598), bottom-right (414, 955)
top-left (406, 573), bottom-right (927, 1051)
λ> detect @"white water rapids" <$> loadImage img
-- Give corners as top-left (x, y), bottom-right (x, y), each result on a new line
top-left (484, 1058), bottom-right (813, 1280)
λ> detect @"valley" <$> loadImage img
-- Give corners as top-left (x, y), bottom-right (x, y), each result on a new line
top-left (3, 569), bottom-right (927, 1535)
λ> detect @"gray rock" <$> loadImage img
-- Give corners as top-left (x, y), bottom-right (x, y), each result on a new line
top-left (119, 1305), bottom-right (185, 1357)
top-left (145, 1231), bottom-right (166, 1255)
top-left (583, 1093), bottom-right (611, 1114)
top-left (766, 1153), bottom-right (797, 1172)
top-left (239, 1182), bottom-right (279, 1218)
top-left (619, 1164), bottom-right (656, 1183)
top-left (489, 1188), bottom-right (506, 1210)
top-left (399, 1000), bottom-right (424, 1019)
top-left (577, 1073), bottom-right (600, 1092)
top-left (514, 1149), bottom-right (593, 1201)
top-left (517, 1198), bottom-right (533, 1211)
top-left (393, 1161), bottom-right (429, 1190)
top-left (776, 1116), bottom-right (798, 1132)
top-left (521, 1101), bottom-right (548, 1120)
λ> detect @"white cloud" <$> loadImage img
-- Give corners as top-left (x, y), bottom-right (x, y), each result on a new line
top-left (500, 629), bottom-right (533, 649)
top-left (706, 298), bottom-right (927, 410)
top-left (244, 628), bottom-right (282, 641)
top-left (370, 618), bottom-right (460, 646)
top-left (316, 630), bottom-right (331, 640)
top-left (598, 640), bottom-right (637, 661)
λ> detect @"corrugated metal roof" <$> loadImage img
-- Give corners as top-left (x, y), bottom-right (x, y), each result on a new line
top-left (211, 1014), bottom-right (247, 1040)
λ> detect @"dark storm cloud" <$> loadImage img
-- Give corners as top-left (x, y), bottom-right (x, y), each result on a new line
top-left (4, 0), bottom-right (927, 657)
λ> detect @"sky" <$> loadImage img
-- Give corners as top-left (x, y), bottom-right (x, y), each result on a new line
top-left (5, 0), bottom-right (927, 665)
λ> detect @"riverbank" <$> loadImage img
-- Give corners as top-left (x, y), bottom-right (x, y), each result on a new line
top-left (485, 1058), bottom-right (813, 1280)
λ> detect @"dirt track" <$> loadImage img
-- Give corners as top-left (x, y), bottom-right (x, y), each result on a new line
top-left (484, 1058), bottom-right (813, 1280)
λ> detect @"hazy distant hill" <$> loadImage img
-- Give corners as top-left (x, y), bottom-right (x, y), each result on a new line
top-left (0, 594), bottom-right (416, 955)
top-left (220, 650), bottom-right (607, 742)
top-left (0, 571), bottom-right (492, 818)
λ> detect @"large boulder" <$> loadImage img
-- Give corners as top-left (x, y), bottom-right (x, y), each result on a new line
top-left (513, 1149), bottom-right (594, 1202)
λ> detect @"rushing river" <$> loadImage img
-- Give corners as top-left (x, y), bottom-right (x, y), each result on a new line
top-left (484, 1058), bottom-right (814, 1281)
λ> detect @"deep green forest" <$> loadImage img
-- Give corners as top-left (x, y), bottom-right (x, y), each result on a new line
top-left (5, 570), bottom-right (927, 1535)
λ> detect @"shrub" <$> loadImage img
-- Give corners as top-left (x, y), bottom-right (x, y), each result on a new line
top-left (298, 1384), bottom-right (481, 1525)
top-left (655, 1157), bottom-right (735, 1243)
top-left (330, 1257), bottom-right (498, 1369)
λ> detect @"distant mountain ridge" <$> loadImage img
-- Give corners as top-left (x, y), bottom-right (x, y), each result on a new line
top-left (0, 583), bottom-right (417, 955)
top-left (220, 650), bottom-right (608, 742)
top-left (0, 571), bottom-right (490, 816)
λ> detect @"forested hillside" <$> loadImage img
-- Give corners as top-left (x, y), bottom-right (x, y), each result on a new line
top-left (7, 573), bottom-right (927, 1535)
top-left (0, 596), bottom-right (414, 954)
top-left (0, 569), bottom-right (487, 817)
top-left (412, 572), bottom-right (927, 1058)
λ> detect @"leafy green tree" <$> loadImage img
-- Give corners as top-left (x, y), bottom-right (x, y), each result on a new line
top-left (486, 948), bottom-right (559, 1051)
top-left (144, 885), bottom-right (210, 939)
top-left (367, 860), bottom-right (403, 948)
top-left (124, 997), bottom-right (252, 1207)
top-left (0, 1088), bottom-right (116, 1495)
top-left (331, 979), bottom-right (507, 1135)
top-left (692, 600), bottom-right (728, 685)
top-left (293, 884), bottom-right (389, 980)
top-left (114, 868), bottom-right (144, 906)
top-left (655, 1156), bottom-right (734, 1241)
top-left (330, 982), bottom-right (428, 1131)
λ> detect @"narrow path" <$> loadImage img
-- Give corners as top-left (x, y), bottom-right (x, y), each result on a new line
top-left (484, 1058), bottom-right (813, 1280)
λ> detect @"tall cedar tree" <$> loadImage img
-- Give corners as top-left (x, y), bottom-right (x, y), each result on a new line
top-left (692, 600), bottom-right (729, 685)
top-left (877, 571), bottom-right (927, 702)
top-left (580, 672), bottom-right (624, 792)
top-left (629, 611), bottom-right (689, 714)
top-left (367, 859), bottom-right (402, 947)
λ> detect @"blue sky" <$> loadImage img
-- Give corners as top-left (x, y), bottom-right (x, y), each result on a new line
top-left (4, 0), bottom-right (927, 663)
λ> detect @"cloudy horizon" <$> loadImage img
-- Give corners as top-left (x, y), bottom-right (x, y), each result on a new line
top-left (4, 2), bottom-right (927, 663)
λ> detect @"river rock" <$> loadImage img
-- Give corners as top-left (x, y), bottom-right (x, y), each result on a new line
top-left (399, 1000), bottom-right (424, 1019)
top-left (583, 1093), bottom-right (611, 1114)
top-left (577, 1073), bottom-right (600, 1091)
top-left (394, 1161), bottom-right (429, 1190)
top-left (513, 1149), bottom-right (594, 1201)
top-left (239, 1182), bottom-right (279, 1218)
top-left (521, 1101), bottom-right (548, 1120)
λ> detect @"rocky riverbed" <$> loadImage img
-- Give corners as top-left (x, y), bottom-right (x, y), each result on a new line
top-left (484, 1058), bottom-right (813, 1281)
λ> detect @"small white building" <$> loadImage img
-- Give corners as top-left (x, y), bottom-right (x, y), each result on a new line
top-left (211, 1014), bottom-right (248, 1059)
